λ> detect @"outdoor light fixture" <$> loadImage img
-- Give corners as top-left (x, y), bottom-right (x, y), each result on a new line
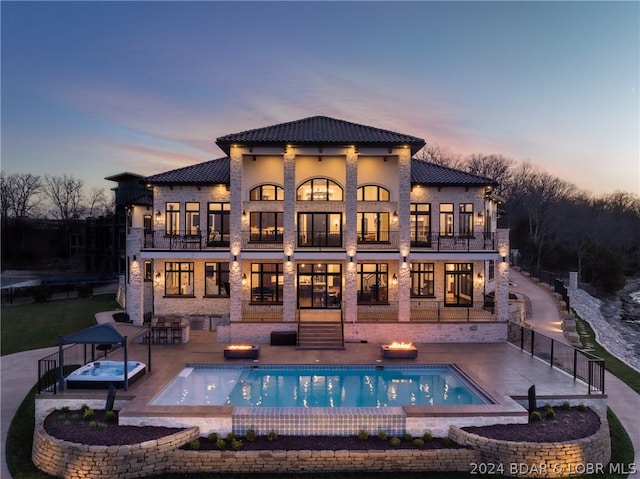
top-left (154, 273), bottom-right (161, 285)
top-left (349, 256), bottom-right (354, 263)
top-left (242, 274), bottom-right (247, 286)
top-left (391, 274), bottom-right (398, 286)
top-left (402, 256), bottom-right (407, 263)
top-left (391, 210), bottom-right (398, 224)
top-left (133, 255), bottom-right (136, 261)
top-left (241, 210), bottom-right (247, 222)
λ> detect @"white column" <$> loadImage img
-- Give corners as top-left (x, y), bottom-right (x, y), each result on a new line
top-left (344, 146), bottom-right (359, 330)
top-left (496, 229), bottom-right (510, 322)
top-left (283, 147), bottom-right (296, 322)
top-left (229, 146), bottom-right (243, 323)
top-left (125, 228), bottom-right (144, 325)
top-left (397, 147), bottom-right (412, 322)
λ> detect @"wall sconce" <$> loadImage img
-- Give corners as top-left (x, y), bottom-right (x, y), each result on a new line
top-left (154, 210), bottom-right (161, 224)
top-left (402, 256), bottom-right (407, 263)
top-left (501, 255), bottom-right (507, 263)
top-left (475, 273), bottom-right (484, 287)
top-left (391, 210), bottom-right (398, 224)
top-left (348, 256), bottom-right (354, 263)
top-left (241, 210), bottom-right (247, 222)
top-left (233, 255), bottom-right (238, 262)
top-left (391, 274), bottom-right (398, 286)
top-left (242, 274), bottom-right (247, 286)
top-left (286, 255), bottom-right (291, 262)
top-left (154, 272), bottom-right (161, 285)
top-left (133, 254), bottom-right (137, 262)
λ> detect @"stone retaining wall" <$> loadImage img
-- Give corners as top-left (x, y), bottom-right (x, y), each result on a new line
top-left (32, 426), bottom-right (199, 479)
top-left (449, 411), bottom-right (611, 478)
top-left (33, 414), bottom-right (611, 478)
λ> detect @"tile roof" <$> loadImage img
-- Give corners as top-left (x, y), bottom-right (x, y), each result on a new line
top-left (411, 159), bottom-right (497, 186)
top-left (215, 116), bottom-right (426, 155)
top-left (145, 157), bottom-right (230, 185)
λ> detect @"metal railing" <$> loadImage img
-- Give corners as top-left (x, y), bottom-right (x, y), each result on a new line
top-left (241, 302), bottom-right (285, 321)
top-left (410, 300), bottom-right (496, 322)
top-left (507, 321), bottom-right (605, 394)
top-left (37, 342), bottom-right (121, 394)
top-left (411, 232), bottom-right (496, 252)
top-left (142, 229), bottom-right (498, 253)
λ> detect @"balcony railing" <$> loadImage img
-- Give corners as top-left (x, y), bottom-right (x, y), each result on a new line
top-left (356, 301), bottom-right (495, 322)
top-left (143, 230), bottom-right (229, 250)
top-left (241, 302), bottom-right (284, 322)
top-left (507, 321), bottom-right (605, 394)
top-left (411, 232), bottom-right (496, 251)
top-left (142, 229), bottom-right (497, 252)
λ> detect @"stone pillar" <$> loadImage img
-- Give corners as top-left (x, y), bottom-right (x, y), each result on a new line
top-left (125, 228), bottom-right (144, 325)
top-left (397, 147), bottom-right (412, 322)
top-left (495, 229), bottom-right (510, 322)
top-left (283, 148), bottom-right (296, 322)
top-left (229, 146), bottom-right (243, 323)
top-left (569, 272), bottom-right (578, 293)
top-left (344, 147), bottom-right (358, 330)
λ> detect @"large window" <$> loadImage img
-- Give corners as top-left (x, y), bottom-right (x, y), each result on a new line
top-left (439, 203), bottom-right (454, 237)
top-left (357, 263), bottom-right (388, 304)
top-left (250, 212), bottom-right (283, 242)
top-left (459, 203), bottom-right (474, 237)
top-left (165, 202), bottom-right (180, 235)
top-left (357, 185), bottom-right (390, 201)
top-left (444, 263), bottom-right (473, 306)
top-left (357, 212), bottom-right (389, 242)
top-left (250, 263), bottom-right (283, 303)
top-left (204, 262), bottom-right (230, 297)
top-left (185, 202), bottom-right (200, 236)
top-left (297, 178), bottom-right (343, 201)
top-left (298, 212), bottom-right (342, 247)
top-left (250, 184), bottom-right (284, 201)
top-left (410, 203), bottom-right (431, 245)
top-left (410, 262), bottom-right (434, 297)
top-left (164, 262), bottom-right (194, 296)
top-left (207, 203), bottom-right (230, 246)
top-left (297, 263), bottom-right (342, 308)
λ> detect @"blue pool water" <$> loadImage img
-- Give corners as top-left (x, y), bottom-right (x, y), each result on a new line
top-left (151, 365), bottom-right (491, 407)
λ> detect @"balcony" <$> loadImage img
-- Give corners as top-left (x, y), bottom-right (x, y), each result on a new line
top-left (356, 301), bottom-right (496, 322)
top-left (411, 232), bottom-right (496, 252)
top-left (142, 229), bottom-right (497, 253)
top-left (143, 230), bottom-right (230, 250)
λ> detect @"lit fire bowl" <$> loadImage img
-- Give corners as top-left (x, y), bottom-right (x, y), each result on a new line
top-left (224, 344), bottom-right (260, 360)
top-left (380, 342), bottom-right (418, 359)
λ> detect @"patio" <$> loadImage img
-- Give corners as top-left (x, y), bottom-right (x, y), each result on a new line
top-left (37, 325), bottom-right (607, 437)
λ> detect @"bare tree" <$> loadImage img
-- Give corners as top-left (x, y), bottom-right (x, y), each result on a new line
top-left (463, 154), bottom-right (514, 196)
top-left (86, 187), bottom-right (107, 217)
top-left (1, 172), bottom-right (43, 218)
top-left (415, 144), bottom-right (463, 169)
top-left (42, 174), bottom-right (84, 221)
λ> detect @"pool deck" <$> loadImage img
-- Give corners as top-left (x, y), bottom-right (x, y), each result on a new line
top-left (44, 323), bottom-right (606, 436)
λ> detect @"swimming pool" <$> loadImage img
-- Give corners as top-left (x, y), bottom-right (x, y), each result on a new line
top-left (150, 364), bottom-right (491, 407)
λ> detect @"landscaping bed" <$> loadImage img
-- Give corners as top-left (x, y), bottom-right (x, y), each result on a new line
top-left (43, 404), bottom-right (600, 450)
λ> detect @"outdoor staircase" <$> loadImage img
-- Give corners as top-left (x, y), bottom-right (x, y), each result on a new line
top-left (297, 322), bottom-right (344, 350)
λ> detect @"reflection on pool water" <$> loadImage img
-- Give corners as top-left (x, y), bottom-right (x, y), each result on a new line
top-left (150, 364), bottom-right (492, 407)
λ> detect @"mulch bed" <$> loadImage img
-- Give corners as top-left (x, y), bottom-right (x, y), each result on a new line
top-left (462, 406), bottom-right (600, 442)
top-left (44, 406), bottom-right (600, 450)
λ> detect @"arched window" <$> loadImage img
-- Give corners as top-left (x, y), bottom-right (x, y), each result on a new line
top-left (357, 185), bottom-right (390, 201)
top-left (297, 178), bottom-right (343, 201)
top-left (250, 184), bottom-right (284, 201)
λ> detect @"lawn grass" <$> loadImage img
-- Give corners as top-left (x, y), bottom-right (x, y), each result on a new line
top-left (1, 294), bottom-right (121, 356)
top-left (573, 312), bottom-right (640, 395)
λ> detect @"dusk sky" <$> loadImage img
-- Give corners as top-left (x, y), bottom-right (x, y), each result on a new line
top-left (2, 1), bottom-right (638, 196)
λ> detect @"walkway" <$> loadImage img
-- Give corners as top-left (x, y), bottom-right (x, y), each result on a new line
top-left (510, 268), bottom-right (640, 478)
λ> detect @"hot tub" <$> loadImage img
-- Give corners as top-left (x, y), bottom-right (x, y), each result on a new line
top-left (66, 361), bottom-right (146, 389)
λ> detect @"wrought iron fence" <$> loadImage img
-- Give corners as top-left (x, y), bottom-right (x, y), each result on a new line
top-left (507, 321), bottom-right (605, 394)
top-left (37, 342), bottom-right (122, 394)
